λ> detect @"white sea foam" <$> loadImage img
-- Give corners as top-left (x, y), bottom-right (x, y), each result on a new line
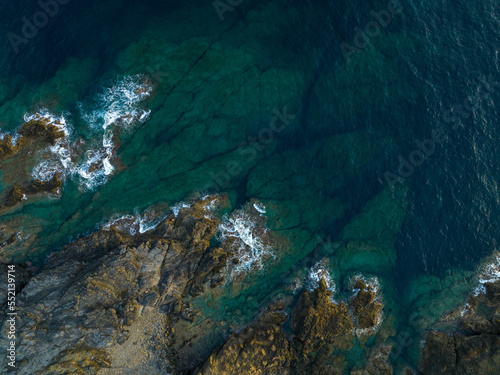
top-left (76, 75), bottom-right (152, 190)
top-left (171, 202), bottom-right (191, 217)
top-left (27, 108), bottom-right (74, 183)
top-left (102, 209), bottom-right (168, 236)
top-left (103, 214), bottom-right (138, 234)
top-left (307, 260), bottom-right (335, 293)
top-left (0, 130), bottom-right (20, 146)
top-left (203, 196), bottom-right (219, 214)
top-left (474, 253), bottom-right (500, 295)
top-left (218, 209), bottom-right (273, 279)
top-left (101, 197), bottom-right (220, 237)
top-left (349, 273), bottom-right (380, 294)
top-left (19, 76), bottom-right (152, 190)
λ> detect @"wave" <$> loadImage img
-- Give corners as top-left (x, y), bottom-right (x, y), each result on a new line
top-left (307, 260), bottom-right (335, 293)
top-left (102, 209), bottom-right (168, 236)
top-left (218, 207), bottom-right (274, 280)
top-left (171, 201), bottom-right (192, 217)
top-left (473, 252), bottom-right (500, 296)
top-left (253, 202), bottom-right (266, 214)
top-left (76, 75), bottom-right (152, 190)
top-left (22, 75), bottom-right (153, 192)
top-left (26, 109), bottom-right (74, 183)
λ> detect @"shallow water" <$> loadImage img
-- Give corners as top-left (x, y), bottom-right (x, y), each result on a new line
top-left (0, 0), bottom-right (499, 370)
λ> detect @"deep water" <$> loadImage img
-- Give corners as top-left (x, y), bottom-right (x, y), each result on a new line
top-left (0, 0), bottom-right (499, 371)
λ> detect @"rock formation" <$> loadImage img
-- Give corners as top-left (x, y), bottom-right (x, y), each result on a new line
top-left (0, 210), bottom-right (391, 375)
top-left (292, 278), bottom-right (354, 353)
top-left (0, 176), bottom-right (62, 210)
top-left (0, 198), bottom-right (230, 374)
top-left (0, 117), bottom-right (65, 161)
top-left (196, 277), bottom-right (388, 375)
top-left (195, 301), bottom-right (294, 375)
top-left (419, 280), bottom-right (500, 374)
top-left (349, 281), bottom-right (383, 330)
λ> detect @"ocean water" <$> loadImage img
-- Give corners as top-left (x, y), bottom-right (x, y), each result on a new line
top-left (0, 0), bottom-right (499, 370)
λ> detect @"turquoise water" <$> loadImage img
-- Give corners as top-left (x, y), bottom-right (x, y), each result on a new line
top-left (0, 0), bottom-right (499, 370)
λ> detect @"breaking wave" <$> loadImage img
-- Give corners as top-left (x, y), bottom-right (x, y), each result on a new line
top-left (27, 109), bottom-right (73, 183)
top-left (21, 75), bottom-right (153, 192)
top-left (102, 209), bottom-right (168, 236)
top-left (474, 252), bottom-right (500, 295)
top-left (76, 75), bottom-right (152, 189)
top-left (307, 260), bottom-right (335, 293)
top-left (218, 208), bottom-right (274, 279)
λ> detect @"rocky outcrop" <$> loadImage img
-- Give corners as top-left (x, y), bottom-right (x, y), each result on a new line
top-left (17, 118), bottom-right (66, 146)
top-left (0, 191), bottom-right (396, 375)
top-left (419, 331), bottom-right (457, 374)
top-left (0, 175), bottom-right (62, 210)
top-left (195, 301), bottom-right (294, 375)
top-left (0, 117), bottom-right (65, 161)
top-left (0, 116), bottom-right (68, 215)
top-left (196, 278), bottom-right (387, 375)
top-left (292, 278), bottom-right (354, 354)
top-left (0, 198), bottom-right (230, 374)
top-left (419, 280), bottom-right (500, 374)
top-left (349, 281), bottom-right (383, 331)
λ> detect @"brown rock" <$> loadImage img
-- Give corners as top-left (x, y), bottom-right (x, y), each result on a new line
top-left (1, 175), bottom-right (63, 209)
top-left (292, 278), bottom-right (354, 353)
top-left (18, 118), bottom-right (65, 145)
top-left (419, 331), bottom-right (456, 374)
top-left (358, 301), bottom-right (383, 329)
top-left (195, 306), bottom-right (293, 375)
top-left (0, 200), bottom-right (228, 374)
top-left (485, 282), bottom-right (500, 306)
top-left (420, 279), bottom-right (500, 374)
top-left (353, 279), bottom-right (367, 290)
top-left (355, 345), bottom-right (393, 375)
top-left (455, 334), bottom-right (500, 374)
top-left (349, 280), bottom-right (383, 331)
top-left (350, 289), bottom-right (376, 316)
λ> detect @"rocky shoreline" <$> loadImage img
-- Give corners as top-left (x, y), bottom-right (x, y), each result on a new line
top-left (0, 197), bottom-right (499, 374)
top-left (419, 280), bottom-right (500, 374)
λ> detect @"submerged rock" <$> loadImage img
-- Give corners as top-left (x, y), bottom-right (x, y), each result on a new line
top-left (0, 175), bottom-right (62, 210)
top-left (419, 279), bottom-right (500, 374)
top-left (352, 345), bottom-right (393, 375)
